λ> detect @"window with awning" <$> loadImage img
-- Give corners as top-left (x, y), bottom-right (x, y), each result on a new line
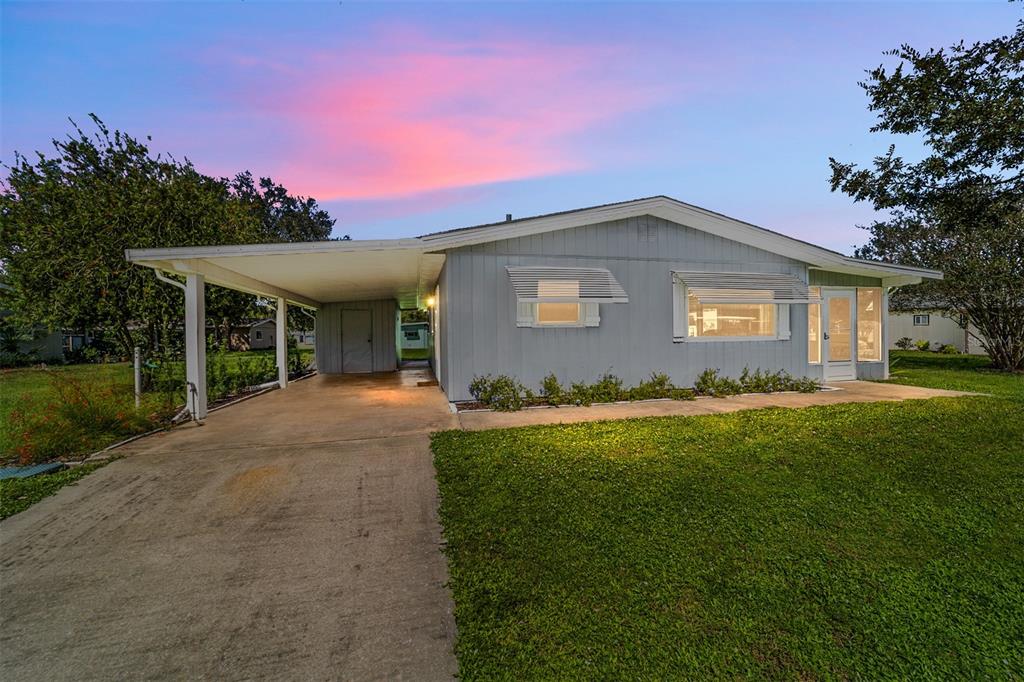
top-left (507, 266), bottom-right (627, 328)
top-left (672, 272), bottom-right (810, 341)
top-left (506, 267), bottom-right (629, 303)
top-left (673, 272), bottom-right (818, 304)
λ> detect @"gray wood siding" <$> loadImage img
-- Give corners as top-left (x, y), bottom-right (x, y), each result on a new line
top-left (438, 216), bottom-right (817, 401)
top-left (316, 299), bottom-right (398, 373)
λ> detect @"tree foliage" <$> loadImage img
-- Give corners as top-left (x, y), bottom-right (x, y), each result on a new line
top-left (829, 16), bottom-right (1024, 371)
top-left (231, 171), bottom-right (335, 243)
top-left (0, 115), bottom-right (336, 357)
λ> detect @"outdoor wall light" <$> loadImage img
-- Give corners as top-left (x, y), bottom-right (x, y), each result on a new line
top-left (426, 296), bottom-right (436, 308)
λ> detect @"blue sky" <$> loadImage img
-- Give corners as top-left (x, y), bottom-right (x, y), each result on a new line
top-left (2, 1), bottom-right (1017, 252)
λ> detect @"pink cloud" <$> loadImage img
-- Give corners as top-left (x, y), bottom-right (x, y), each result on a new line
top-left (214, 28), bottom-right (671, 200)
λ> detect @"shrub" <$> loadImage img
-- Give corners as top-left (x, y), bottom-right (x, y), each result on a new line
top-left (590, 373), bottom-right (625, 403)
top-left (0, 350), bottom-right (39, 368)
top-left (695, 367), bottom-right (819, 396)
top-left (288, 348), bottom-right (307, 375)
top-left (915, 340), bottom-right (931, 351)
top-left (627, 372), bottom-right (672, 401)
top-left (694, 368), bottom-right (742, 397)
top-left (895, 337), bottom-right (915, 350)
top-left (939, 344), bottom-right (960, 355)
top-left (539, 373), bottom-right (566, 406)
top-left (6, 374), bottom-right (160, 465)
top-left (624, 372), bottom-right (695, 401)
top-left (567, 381), bottom-right (594, 406)
top-left (469, 374), bottom-right (529, 411)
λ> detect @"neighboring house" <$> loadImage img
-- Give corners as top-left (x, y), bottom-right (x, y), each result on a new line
top-left (400, 322), bottom-right (430, 350)
top-left (127, 196), bottom-right (942, 416)
top-left (292, 329), bottom-right (315, 348)
top-left (62, 330), bottom-right (94, 354)
top-left (230, 319), bottom-right (315, 350)
top-left (889, 309), bottom-right (985, 354)
top-left (0, 284), bottom-right (65, 360)
top-left (229, 319), bottom-right (278, 350)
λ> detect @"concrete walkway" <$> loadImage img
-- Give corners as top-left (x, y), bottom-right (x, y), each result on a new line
top-left (0, 370), bottom-right (459, 682)
top-left (457, 380), bottom-right (976, 430)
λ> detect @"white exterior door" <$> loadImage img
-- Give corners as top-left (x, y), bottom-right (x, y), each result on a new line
top-left (823, 289), bottom-right (856, 381)
top-left (341, 309), bottom-right (373, 373)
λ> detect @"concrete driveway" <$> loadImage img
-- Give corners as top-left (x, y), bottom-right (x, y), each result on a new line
top-left (0, 369), bottom-right (459, 681)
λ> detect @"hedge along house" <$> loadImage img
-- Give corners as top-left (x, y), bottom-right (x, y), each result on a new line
top-left (126, 196), bottom-right (941, 415)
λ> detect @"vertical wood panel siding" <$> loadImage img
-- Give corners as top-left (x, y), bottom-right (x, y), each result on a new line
top-left (315, 299), bottom-right (397, 373)
top-left (439, 215), bottom-right (817, 401)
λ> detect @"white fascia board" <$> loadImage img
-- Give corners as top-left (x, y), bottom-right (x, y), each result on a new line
top-left (125, 238), bottom-right (424, 262)
top-left (137, 258), bottom-right (321, 309)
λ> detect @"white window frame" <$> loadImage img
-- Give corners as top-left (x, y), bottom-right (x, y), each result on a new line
top-left (672, 280), bottom-right (790, 343)
top-left (807, 286), bottom-right (822, 364)
top-left (516, 302), bottom-right (600, 328)
top-left (913, 314), bottom-right (930, 326)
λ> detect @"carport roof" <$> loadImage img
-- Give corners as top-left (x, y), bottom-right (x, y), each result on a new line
top-left (126, 239), bottom-right (444, 309)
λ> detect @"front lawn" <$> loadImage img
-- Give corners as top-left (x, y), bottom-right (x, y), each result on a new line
top-left (0, 462), bottom-right (107, 520)
top-left (432, 355), bottom-right (1023, 679)
top-left (885, 350), bottom-right (1022, 400)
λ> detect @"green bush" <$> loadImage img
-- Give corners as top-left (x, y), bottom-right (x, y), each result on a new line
top-left (622, 372), bottom-right (695, 401)
top-left (567, 381), bottom-right (594, 406)
top-left (694, 368), bottom-right (743, 396)
top-left (895, 336), bottom-right (915, 350)
top-left (469, 374), bottom-right (531, 412)
top-left (939, 344), bottom-right (960, 355)
top-left (590, 373), bottom-right (626, 403)
top-left (915, 340), bottom-right (931, 351)
top-left (539, 373), bottom-right (566, 406)
top-left (695, 367), bottom-right (819, 397)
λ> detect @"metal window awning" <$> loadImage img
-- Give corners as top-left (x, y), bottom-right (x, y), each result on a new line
top-left (506, 266), bottom-right (629, 303)
top-left (673, 271), bottom-right (818, 304)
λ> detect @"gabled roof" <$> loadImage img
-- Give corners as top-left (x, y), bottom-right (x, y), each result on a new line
top-left (419, 195), bottom-right (941, 285)
top-left (126, 195), bottom-right (940, 307)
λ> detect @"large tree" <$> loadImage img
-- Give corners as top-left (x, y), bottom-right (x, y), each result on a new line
top-left (829, 16), bottom-right (1024, 371)
top-left (231, 172), bottom-right (335, 243)
top-left (0, 116), bottom-right (335, 357)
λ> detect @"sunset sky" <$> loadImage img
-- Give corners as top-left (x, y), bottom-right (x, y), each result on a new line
top-left (2, 1), bottom-right (1016, 252)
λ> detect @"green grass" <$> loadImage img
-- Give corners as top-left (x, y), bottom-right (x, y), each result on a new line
top-left (0, 349), bottom-right (313, 458)
top-left (0, 363), bottom-right (146, 456)
top-left (0, 461), bottom-right (108, 520)
top-left (432, 354), bottom-right (1024, 679)
top-left (400, 347), bottom-right (431, 361)
top-left (885, 350), bottom-right (1023, 400)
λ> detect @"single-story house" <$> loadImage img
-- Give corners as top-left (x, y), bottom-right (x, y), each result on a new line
top-left (230, 318), bottom-right (278, 350)
top-left (400, 321), bottom-right (430, 350)
top-left (1, 284), bottom-right (66, 361)
top-left (126, 196), bottom-right (941, 418)
top-left (889, 309), bottom-right (985, 354)
top-left (230, 319), bottom-right (315, 350)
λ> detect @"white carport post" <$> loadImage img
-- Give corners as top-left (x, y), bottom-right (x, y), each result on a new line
top-left (276, 297), bottom-right (288, 388)
top-left (184, 273), bottom-right (208, 419)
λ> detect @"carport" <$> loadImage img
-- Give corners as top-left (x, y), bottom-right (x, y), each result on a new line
top-left (126, 240), bottom-right (444, 418)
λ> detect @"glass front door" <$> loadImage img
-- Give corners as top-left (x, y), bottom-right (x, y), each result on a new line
top-left (823, 290), bottom-right (856, 380)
